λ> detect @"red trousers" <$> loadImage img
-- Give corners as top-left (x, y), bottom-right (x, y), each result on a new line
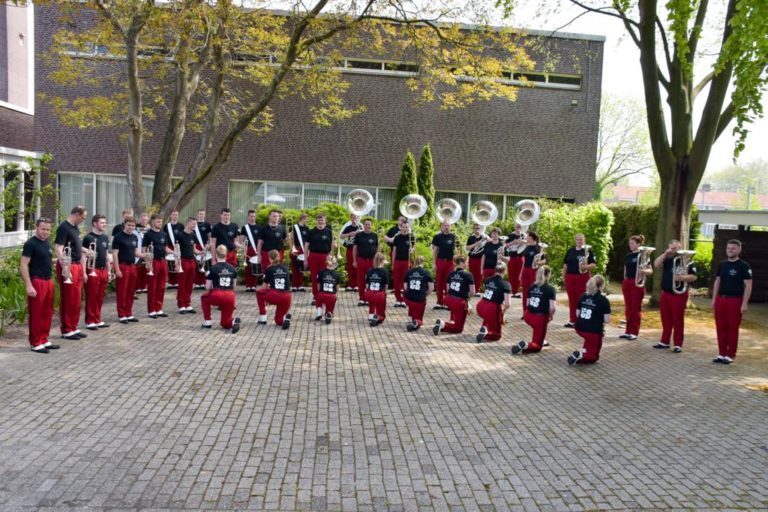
top-left (176, 258), bottom-right (197, 308)
top-left (507, 256), bottom-right (523, 294)
top-left (660, 290), bottom-right (688, 347)
top-left (434, 258), bottom-right (454, 306)
top-left (565, 272), bottom-right (591, 323)
top-left (714, 296), bottom-right (743, 358)
top-left (307, 252), bottom-right (329, 299)
top-left (477, 299), bottom-right (503, 341)
top-left (201, 289), bottom-right (235, 328)
top-left (84, 268), bottom-right (109, 325)
top-left (576, 329), bottom-right (603, 363)
top-left (520, 267), bottom-right (536, 308)
top-left (392, 259), bottom-right (409, 302)
top-left (167, 261), bottom-right (178, 286)
top-left (116, 263), bottom-right (138, 318)
top-left (468, 257), bottom-right (483, 292)
top-left (28, 277), bottom-right (54, 348)
top-left (365, 290), bottom-right (387, 320)
top-left (257, 288), bottom-right (292, 325)
top-left (316, 292), bottom-right (337, 314)
top-left (482, 268), bottom-right (495, 283)
top-left (404, 298), bottom-right (427, 327)
top-left (147, 259), bottom-right (168, 313)
top-left (260, 250), bottom-right (284, 273)
top-left (356, 257), bottom-right (373, 300)
top-left (57, 261), bottom-right (83, 334)
top-left (244, 247), bottom-right (259, 288)
top-left (345, 247), bottom-right (357, 288)
top-left (194, 244), bottom-right (207, 286)
top-left (622, 278), bottom-right (645, 335)
top-left (290, 252), bottom-right (305, 288)
top-left (225, 249), bottom-right (238, 267)
top-left (523, 310), bottom-right (550, 352)
top-left (443, 295), bottom-right (468, 333)
top-left (137, 264), bottom-right (147, 290)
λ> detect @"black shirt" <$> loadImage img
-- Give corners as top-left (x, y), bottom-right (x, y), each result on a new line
top-left (526, 283), bottom-right (556, 315)
top-left (111, 223), bottom-right (125, 237)
top-left (716, 259), bottom-right (752, 297)
top-left (143, 230), bottom-right (168, 260)
top-left (165, 222), bottom-right (184, 247)
top-left (392, 232), bottom-right (412, 261)
top-left (22, 236), bottom-right (53, 279)
top-left (265, 264), bottom-right (291, 291)
top-left (466, 234), bottom-right (484, 259)
top-left (564, 247), bottom-right (595, 275)
top-left (241, 224), bottom-right (260, 248)
top-left (366, 268), bottom-right (388, 292)
top-left (260, 224), bottom-right (286, 251)
top-left (447, 269), bottom-right (474, 299)
top-left (404, 267), bottom-right (433, 302)
top-left (112, 231), bottom-right (139, 264)
top-left (355, 232), bottom-right (378, 259)
top-left (196, 221), bottom-right (212, 245)
top-left (386, 225), bottom-right (399, 248)
top-left (575, 292), bottom-right (611, 334)
top-left (317, 269), bottom-right (340, 294)
top-left (177, 230), bottom-right (196, 259)
top-left (54, 221), bottom-right (83, 262)
top-left (505, 233), bottom-right (525, 257)
top-left (82, 232), bottom-right (109, 269)
top-left (211, 222), bottom-right (240, 251)
top-left (208, 262), bottom-right (236, 290)
top-left (522, 245), bottom-right (540, 268)
top-left (481, 275), bottom-right (511, 304)
top-left (661, 257), bottom-right (697, 293)
top-left (431, 232), bottom-right (457, 260)
top-left (341, 223), bottom-right (361, 248)
top-left (307, 227), bottom-right (333, 254)
top-left (624, 252), bottom-right (639, 279)
top-left (482, 241), bottom-right (504, 269)
top-left (292, 224), bottom-right (310, 251)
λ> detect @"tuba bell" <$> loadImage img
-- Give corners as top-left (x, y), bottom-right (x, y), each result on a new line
top-left (435, 198), bottom-right (463, 224)
top-left (468, 200), bottom-right (498, 255)
top-left (347, 189), bottom-right (375, 217)
top-left (512, 199), bottom-right (540, 228)
top-left (635, 246), bottom-right (655, 288)
top-left (672, 249), bottom-right (696, 294)
top-left (399, 194), bottom-right (427, 264)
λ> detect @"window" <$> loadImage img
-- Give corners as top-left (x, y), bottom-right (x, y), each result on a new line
top-left (512, 72), bottom-right (546, 83)
top-left (228, 181), bottom-right (263, 226)
top-left (59, 174), bottom-right (96, 225)
top-left (548, 74), bottom-right (582, 87)
top-left (304, 184), bottom-right (341, 209)
top-left (264, 182), bottom-right (303, 210)
top-left (0, 4), bottom-right (34, 113)
top-left (376, 188), bottom-right (396, 220)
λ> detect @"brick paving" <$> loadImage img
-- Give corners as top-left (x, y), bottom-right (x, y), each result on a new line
top-left (1, 288), bottom-right (767, 511)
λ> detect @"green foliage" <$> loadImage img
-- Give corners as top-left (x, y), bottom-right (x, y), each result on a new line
top-left (692, 239), bottom-right (713, 288)
top-left (2, 154), bottom-right (57, 229)
top-left (393, 151), bottom-right (418, 220)
top-left (0, 249), bottom-right (27, 334)
top-left (417, 145), bottom-right (436, 224)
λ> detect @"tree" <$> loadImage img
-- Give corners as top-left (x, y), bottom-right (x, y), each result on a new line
top-left (417, 144), bottom-right (436, 224)
top-left (393, 151), bottom-right (418, 220)
top-left (594, 94), bottom-right (654, 199)
top-left (42, 0), bottom-right (535, 217)
top-left (705, 158), bottom-right (767, 208)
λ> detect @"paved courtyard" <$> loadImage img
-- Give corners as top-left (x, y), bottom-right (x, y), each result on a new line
top-left (1, 288), bottom-right (767, 511)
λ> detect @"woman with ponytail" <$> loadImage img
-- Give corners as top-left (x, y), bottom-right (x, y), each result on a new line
top-left (364, 252), bottom-right (389, 326)
top-left (511, 265), bottom-right (556, 355)
top-left (621, 235), bottom-right (648, 340)
top-left (568, 275), bottom-right (611, 365)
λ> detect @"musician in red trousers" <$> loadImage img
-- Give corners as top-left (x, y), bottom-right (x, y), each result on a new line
top-left (433, 256), bottom-right (475, 335)
top-left (562, 233), bottom-right (595, 328)
top-left (364, 252), bottom-right (389, 326)
top-left (315, 255), bottom-right (340, 324)
top-left (21, 218), bottom-right (59, 353)
top-left (568, 275), bottom-right (611, 365)
top-left (241, 209), bottom-right (261, 291)
top-left (520, 232), bottom-right (543, 311)
top-left (465, 223), bottom-right (486, 294)
top-left (512, 265), bottom-right (557, 355)
top-left (653, 239), bottom-right (697, 353)
top-left (289, 213), bottom-right (310, 291)
top-left (143, 214), bottom-right (172, 318)
top-left (200, 245), bottom-right (240, 333)
top-left (257, 250), bottom-right (293, 329)
top-left (431, 221), bottom-right (456, 309)
top-left (340, 214), bottom-right (362, 290)
top-left (112, 217), bottom-right (141, 323)
top-left (353, 218), bottom-right (378, 305)
top-left (711, 239), bottom-right (752, 364)
top-left (403, 256), bottom-right (434, 331)
top-left (55, 205), bottom-right (88, 340)
top-left (82, 214), bottom-right (111, 330)
top-left (304, 213), bottom-right (333, 305)
top-left (390, 222), bottom-right (412, 308)
top-left (475, 263), bottom-right (512, 343)
top-left (175, 217), bottom-right (200, 314)
top-left (193, 209), bottom-right (212, 289)
top-left (256, 209), bottom-right (286, 279)
top-left (620, 234), bottom-right (650, 340)
top-left (210, 208), bottom-right (241, 267)
top-left (504, 223), bottom-right (525, 297)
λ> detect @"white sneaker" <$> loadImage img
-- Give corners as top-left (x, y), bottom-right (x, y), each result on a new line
top-left (722, 356), bottom-right (734, 365)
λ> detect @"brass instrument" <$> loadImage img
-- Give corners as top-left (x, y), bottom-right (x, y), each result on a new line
top-left (285, 215), bottom-right (294, 250)
top-left (512, 199), bottom-right (541, 227)
top-left (399, 194), bottom-right (428, 265)
top-left (197, 246), bottom-right (211, 274)
top-left (578, 244), bottom-right (592, 274)
top-left (635, 246), bottom-right (655, 288)
top-left (532, 242), bottom-right (548, 269)
top-left (347, 189), bottom-right (375, 217)
top-left (144, 242), bottom-right (155, 276)
top-left (672, 249), bottom-right (695, 294)
top-left (468, 200), bottom-right (498, 255)
top-left (107, 253), bottom-right (115, 283)
top-left (435, 198), bottom-right (463, 256)
top-left (61, 243), bottom-right (73, 284)
top-left (173, 242), bottom-right (183, 273)
top-left (87, 242), bottom-right (98, 277)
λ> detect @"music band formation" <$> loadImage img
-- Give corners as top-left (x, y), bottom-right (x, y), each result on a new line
top-left (20, 190), bottom-right (753, 366)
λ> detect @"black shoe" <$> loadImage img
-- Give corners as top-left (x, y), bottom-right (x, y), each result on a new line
top-left (157, 312), bottom-right (168, 318)
top-left (98, 323), bottom-right (109, 328)
top-left (119, 318), bottom-right (129, 324)
top-left (369, 315), bottom-right (379, 327)
top-left (187, 309), bottom-right (196, 315)
top-left (46, 344), bottom-right (61, 350)
top-left (432, 320), bottom-right (442, 336)
top-left (258, 320), bottom-right (267, 325)
top-left (358, 300), bottom-right (366, 307)
top-left (311, 299), bottom-right (316, 306)
top-left (148, 313), bottom-right (158, 319)
top-left (232, 317), bottom-right (241, 334)
top-left (86, 325), bottom-right (99, 331)
top-left (713, 356), bottom-right (724, 363)
top-left (75, 332), bottom-right (87, 339)
top-left (178, 309), bottom-right (187, 315)
top-left (31, 347), bottom-right (50, 354)
top-left (619, 333), bottom-right (630, 339)
top-left (62, 333), bottom-right (80, 340)
top-left (652, 343), bottom-right (670, 349)
top-left (564, 322), bottom-right (575, 328)
top-left (542, 340), bottom-right (550, 347)
top-left (567, 351), bottom-right (582, 365)
top-left (476, 327), bottom-right (487, 344)
top-left (432, 304), bottom-right (443, 310)
top-left (282, 314), bottom-right (291, 330)
top-left (673, 346), bottom-right (682, 353)
top-left (201, 323), bottom-right (212, 329)
top-left (511, 341), bottom-right (526, 355)
top-left (315, 314), bottom-right (322, 321)
top-left (127, 317), bottom-right (139, 323)
top-left (325, 312), bottom-right (333, 325)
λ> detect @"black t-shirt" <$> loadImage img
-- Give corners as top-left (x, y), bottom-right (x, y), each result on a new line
top-left (165, 222), bottom-right (184, 247)
top-left (386, 225), bottom-right (399, 248)
top-left (211, 222), bottom-right (240, 251)
top-left (522, 245), bottom-right (540, 268)
top-left (466, 234), bottom-right (484, 259)
top-left (564, 247), bottom-right (595, 275)
top-left (526, 283), bottom-right (556, 315)
top-left (481, 275), bottom-right (511, 304)
top-left (196, 221), bottom-right (212, 245)
top-left (341, 223), bottom-right (361, 248)
top-left (241, 224), bottom-right (260, 248)
top-left (54, 221), bottom-right (83, 262)
top-left (111, 223), bottom-right (126, 237)
top-left (404, 267), bottom-right (433, 302)
top-left (575, 292), bottom-right (611, 334)
top-left (207, 262), bottom-right (236, 290)
top-left (716, 259), bottom-right (752, 296)
top-left (265, 264), bottom-right (291, 291)
top-left (143, 230), bottom-right (168, 259)
top-left (317, 269), bottom-right (340, 294)
top-left (447, 269), bottom-right (474, 299)
top-left (661, 257), bottom-right (697, 293)
top-left (482, 241), bottom-right (503, 269)
top-left (112, 231), bottom-right (138, 264)
top-left (431, 232), bottom-right (457, 260)
top-left (22, 236), bottom-right (53, 279)
top-left (366, 268), bottom-right (388, 291)
top-left (260, 224), bottom-right (286, 251)
top-left (355, 232), bottom-right (378, 259)
top-left (505, 233), bottom-right (525, 257)
top-left (392, 232), bottom-right (412, 261)
top-left (307, 227), bottom-right (333, 254)
top-left (625, 252), bottom-right (639, 279)
top-left (82, 232), bottom-right (109, 269)
top-left (177, 230), bottom-right (196, 259)
top-left (292, 224), bottom-right (310, 250)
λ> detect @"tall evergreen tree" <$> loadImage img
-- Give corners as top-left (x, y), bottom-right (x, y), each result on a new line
top-left (393, 151), bottom-right (418, 220)
top-left (417, 144), bottom-right (436, 224)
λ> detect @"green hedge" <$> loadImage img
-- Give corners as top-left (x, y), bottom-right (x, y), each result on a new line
top-left (0, 249), bottom-right (28, 334)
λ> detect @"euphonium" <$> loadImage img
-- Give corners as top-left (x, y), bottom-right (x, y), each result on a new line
top-left (532, 242), bottom-right (548, 269)
top-left (61, 242), bottom-right (73, 284)
top-left (578, 244), bottom-right (592, 274)
top-left (468, 200), bottom-right (498, 255)
top-left (87, 242), bottom-right (98, 277)
top-left (672, 249), bottom-right (695, 294)
top-left (635, 246), bottom-right (655, 288)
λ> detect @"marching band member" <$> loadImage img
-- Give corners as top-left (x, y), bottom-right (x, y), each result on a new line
top-left (257, 250), bottom-right (292, 329)
top-left (55, 205), bottom-right (88, 340)
top-left (431, 221), bottom-right (456, 310)
top-left (340, 213), bottom-right (362, 291)
top-left (480, 228), bottom-right (508, 283)
top-left (315, 255), bottom-right (340, 324)
top-left (256, 209), bottom-right (286, 273)
top-left (653, 239), bottom-right (697, 353)
top-left (289, 213), bottom-right (310, 291)
top-left (21, 218), bottom-right (59, 353)
top-left (385, 216), bottom-right (407, 253)
top-left (562, 233), bottom-right (595, 328)
top-left (111, 208), bottom-right (133, 237)
top-left (143, 214), bottom-right (172, 319)
top-left (165, 209), bottom-right (184, 289)
top-left (82, 214), bottom-right (110, 330)
top-left (353, 218), bottom-right (378, 306)
top-left (511, 265), bottom-right (556, 355)
top-left (403, 256), bottom-right (434, 331)
top-left (175, 217), bottom-right (199, 314)
top-left (200, 245), bottom-right (241, 333)
top-left (465, 223), bottom-right (485, 295)
top-left (520, 232), bottom-right (542, 311)
top-left (112, 216), bottom-right (141, 324)
top-left (305, 213), bottom-right (334, 305)
top-left (135, 212), bottom-right (150, 293)
top-left (711, 239), bottom-right (752, 364)
top-left (390, 222), bottom-right (412, 308)
top-left (365, 252), bottom-right (389, 326)
top-left (568, 275), bottom-right (611, 365)
top-left (504, 223), bottom-right (525, 297)
top-left (194, 209), bottom-right (212, 289)
top-left (620, 235), bottom-right (648, 340)
top-left (210, 208), bottom-right (241, 267)
top-left (241, 209), bottom-right (261, 292)
top-left (475, 263), bottom-right (512, 343)
top-left (433, 255), bottom-right (475, 335)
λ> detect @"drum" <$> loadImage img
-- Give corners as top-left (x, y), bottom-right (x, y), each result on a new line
top-left (166, 254), bottom-right (177, 273)
top-left (295, 253), bottom-right (305, 272)
top-left (248, 255), bottom-right (262, 276)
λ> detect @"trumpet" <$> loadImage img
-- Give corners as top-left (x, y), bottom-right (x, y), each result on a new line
top-left (173, 242), bottom-right (183, 273)
top-left (144, 242), bottom-right (155, 276)
top-left (87, 242), bottom-right (98, 277)
top-left (635, 246), bottom-right (655, 288)
top-left (61, 243), bottom-right (73, 284)
top-left (672, 249), bottom-right (695, 294)
top-left (532, 243), bottom-right (548, 269)
top-left (197, 246), bottom-right (211, 274)
top-left (578, 244), bottom-right (592, 274)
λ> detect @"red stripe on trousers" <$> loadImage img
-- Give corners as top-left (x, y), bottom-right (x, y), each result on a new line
top-left (28, 277), bottom-right (54, 347)
top-left (57, 261), bottom-right (83, 334)
top-left (84, 268), bottom-right (109, 325)
top-left (434, 258), bottom-right (454, 306)
top-left (523, 310), bottom-right (549, 352)
top-left (565, 272), bottom-right (591, 324)
top-left (621, 278), bottom-right (645, 335)
top-left (659, 290), bottom-right (688, 347)
top-left (116, 263), bottom-right (138, 318)
top-left (147, 259), bottom-right (168, 313)
top-left (714, 296), bottom-right (743, 358)
top-left (256, 288), bottom-right (292, 325)
top-left (201, 289), bottom-right (235, 328)
top-left (476, 299), bottom-right (502, 340)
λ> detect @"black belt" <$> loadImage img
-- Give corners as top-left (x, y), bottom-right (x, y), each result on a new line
top-left (32, 276), bottom-right (52, 280)
top-left (719, 294), bottom-right (742, 298)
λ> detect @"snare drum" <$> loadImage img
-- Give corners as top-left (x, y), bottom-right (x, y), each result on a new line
top-left (166, 254), bottom-right (177, 273)
top-left (248, 255), bottom-right (262, 276)
top-left (295, 253), bottom-right (305, 272)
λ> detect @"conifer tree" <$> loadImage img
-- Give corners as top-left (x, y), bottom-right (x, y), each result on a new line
top-left (417, 144), bottom-right (436, 224)
top-left (393, 151), bottom-right (418, 220)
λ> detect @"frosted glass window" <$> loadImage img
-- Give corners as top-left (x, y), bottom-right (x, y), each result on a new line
top-left (58, 173), bottom-right (95, 223)
top-left (376, 188), bottom-right (395, 220)
top-left (304, 184), bottom-right (340, 209)
top-left (228, 181), bottom-right (263, 226)
top-left (265, 182), bottom-right (302, 210)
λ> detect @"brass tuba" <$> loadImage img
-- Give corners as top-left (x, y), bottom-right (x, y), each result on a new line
top-left (347, 189), bottom-right (375, 217)
top-left (635, 246), bottom-right (655, 288)
top-left (399, 194), bottom-right (427, 264)
top-left (435, 198), bottom-right (463, 255)
top-left (672, 249), bottom-right (695, 294)
top-left (468, 200), bottom-right (498, 255)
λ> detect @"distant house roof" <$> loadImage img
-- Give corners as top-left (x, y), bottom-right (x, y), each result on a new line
top-left (606, 185), bottom-right (768, 210)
